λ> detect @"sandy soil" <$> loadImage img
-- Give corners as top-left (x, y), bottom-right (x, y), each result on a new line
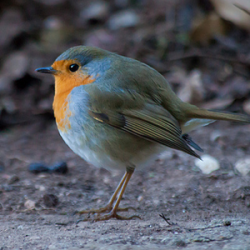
top-left (0, 121), bottom-right (250, 250)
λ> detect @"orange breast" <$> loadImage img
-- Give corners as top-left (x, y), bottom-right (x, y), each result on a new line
top-left (53, 91), bottom-right (72, 132)
top-left (52, 61), bottom-right (96, 132)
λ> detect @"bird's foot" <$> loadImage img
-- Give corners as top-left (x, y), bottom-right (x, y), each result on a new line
top-left (77, 205), bottom-right (136, 215)
top-left (78, 209), bottom-right (141, 222)
top-left (94, 210), bottom-right (141, 221)
top-left (76, 205), bottom-right (140, 221)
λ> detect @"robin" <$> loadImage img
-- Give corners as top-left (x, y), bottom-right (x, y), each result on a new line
top-left (36, 46), bottom-right (250, 221)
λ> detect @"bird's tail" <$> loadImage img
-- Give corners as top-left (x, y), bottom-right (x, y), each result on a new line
top-left (180, 103), bottom-right (250, 133)
top-left (186, 107), bottom-right (250, 123)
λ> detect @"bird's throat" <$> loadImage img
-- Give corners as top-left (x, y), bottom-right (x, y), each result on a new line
top-left (53, 73), bottom-right (96, 132)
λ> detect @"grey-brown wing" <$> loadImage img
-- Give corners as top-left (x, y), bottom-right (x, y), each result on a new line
top-left (88, 108), bottom-right (200, 159)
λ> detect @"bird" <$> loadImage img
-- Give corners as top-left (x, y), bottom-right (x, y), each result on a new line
top-left (36, 46), bottom-right (250, 221)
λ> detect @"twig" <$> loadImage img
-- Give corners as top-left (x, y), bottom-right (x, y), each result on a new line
top-left (159, 213), bottom-right (175, 225)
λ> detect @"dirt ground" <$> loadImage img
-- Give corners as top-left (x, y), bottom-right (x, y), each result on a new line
top-left (0, 120), bottom-right (250, 250)
top-left (1, 1), bottom-right (250, 249)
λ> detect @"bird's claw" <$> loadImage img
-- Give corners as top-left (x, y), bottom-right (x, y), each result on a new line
top-left (76, 205), bottom-right (136, 215)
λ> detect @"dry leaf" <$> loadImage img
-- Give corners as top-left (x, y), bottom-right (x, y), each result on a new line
top-left (191, 12), bottom-right (229, 45)
top-left (211, 0), bottom-right (250, 31)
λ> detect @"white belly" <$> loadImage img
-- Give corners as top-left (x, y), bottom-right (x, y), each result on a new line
top-left (59, 128), bottom-right (164, 171)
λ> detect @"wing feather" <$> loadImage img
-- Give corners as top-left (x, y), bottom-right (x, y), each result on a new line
top-left (89, 108), bottom-right (200, 158)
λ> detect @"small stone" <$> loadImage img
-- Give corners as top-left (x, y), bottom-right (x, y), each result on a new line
top-left (28, 163), bottom-right (50, 174)
top-left (8, 175), bottom-right (19, 184)
top-left (194, 155), bottom-right (220, 174)
top-left (35, 184), bottom-right (46, 191)
top-left (24, 200), bottom-right (36, 210)
top-left (43, 194), bottom-right (59, 207)
top-left (175, 240), bottom-right (187, 247)
top-left (223, 220), bottom-right (231, 226)
top-left (29, 236), bottom-right (41, 240)
top-left (49, 161), bottom-right (68, 174)
top-left (235, 157), bottom-right (250, 176)
top-left (107, 10), bottom-right (140, 30)
top-left (137, 195), bottom-right (143, 202)
top-left (17, 225), bottom-right (24, 230)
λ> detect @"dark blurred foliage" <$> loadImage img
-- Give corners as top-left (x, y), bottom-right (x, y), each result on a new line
top-left (0, 0), bottom-right (250, 130)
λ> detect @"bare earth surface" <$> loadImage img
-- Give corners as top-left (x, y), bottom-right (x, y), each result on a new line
top-left (1, 0), bottom-right (250, 249)
top-left (0, 121), bottom-right (250, 250)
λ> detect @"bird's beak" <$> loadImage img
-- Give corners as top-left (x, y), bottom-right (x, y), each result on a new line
top-left (35, 67), bottom-right (57, 74)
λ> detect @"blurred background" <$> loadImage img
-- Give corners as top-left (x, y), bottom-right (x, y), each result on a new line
top-left (0, 0), bottom-right (250, 131)
top-left (1, 2), bottom-right (250, 244)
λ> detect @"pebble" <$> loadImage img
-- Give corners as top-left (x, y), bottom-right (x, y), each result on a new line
top-left (7, 175), bottom-right (20, 185)
top-left (28, 163), bottom-right (50, 174)
top-left (175, 240), bottom-right (187, 247)
top-left (24, 199), bottom-right (36, 210)
top-left (43, 194), bottom-right (59, 207)
top-left (137, 195), bottom-right (144, 202)
top-left (235, 157), bottom-right (250, 176)
top-left (223, 220), bottom-right (231, 226)
top-left (50, 161), bottom-right (68, 174)
top-left (35, 184), bottom-right (46, 191)
top-left (29, 236), bottom-right (41, 241)
top-left (28, 161), bottom-right (68, 174)
top-left (107, 10), bottom-right (140, 30)
top-left (194, 154), bottom-right (220, 174)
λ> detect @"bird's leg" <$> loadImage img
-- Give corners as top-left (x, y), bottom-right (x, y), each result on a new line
top-left (94, 166), bottom-right (141, 221)
top-left (78, 171), bottom-right (128, 214)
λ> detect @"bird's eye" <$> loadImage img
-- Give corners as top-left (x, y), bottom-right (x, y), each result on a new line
top-left (69, 64), bottom-right (79, 72)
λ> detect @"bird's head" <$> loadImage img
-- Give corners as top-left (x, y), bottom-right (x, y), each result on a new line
top-left (36, 46), bottom-right (112, 95)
